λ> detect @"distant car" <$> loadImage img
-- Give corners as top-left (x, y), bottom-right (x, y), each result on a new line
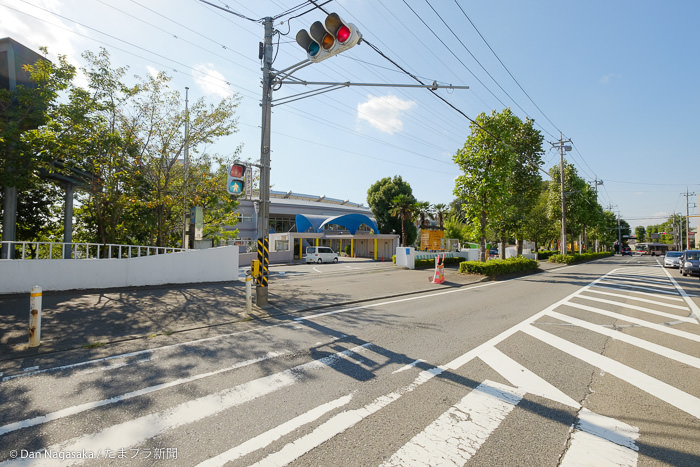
top-left (680, 250), bottom-right (700, 276)
top-left (304, 246), bottom-right (339, 264)
top-left (621, 246), bottom-right (632, 256)
top-left (663, 251), bottom-right (683, 268)
top-left (488, 248), bottom-right (499, 258)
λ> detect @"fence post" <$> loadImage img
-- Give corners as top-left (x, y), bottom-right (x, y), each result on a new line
top-left (29, 286), bottom-right (42, 347)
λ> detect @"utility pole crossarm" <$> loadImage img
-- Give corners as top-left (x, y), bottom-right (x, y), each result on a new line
top-left (276, 80), bottom-right (469, 90)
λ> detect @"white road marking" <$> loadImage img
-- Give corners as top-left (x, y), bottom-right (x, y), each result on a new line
top-left (523, 325), bottom-right (700, 418)
top-left (0, 344), bottom-right (373, 453)
top-left (564, 301), bottom-right (700, 342)
top-left (197, 394), bottom-right (354, 467)
top-left (572, 295), bottom-right (697, 323)
top-left (547, 310), bottom-right (700, 369)
top-left (479, 346), bottom-right (580, 408)
top-left (392, 359), bottom-right (425, 374)
top-left (596, 280), bottom-right (678, 296)
top-left (590, 284), bottom-right (684, 301)
top-left (560, 409), bottom-right (639, 467)
top-left (581, 289), bottom-right (689, 310)
top-left (0, 350), bottom-right (291, 436)
top-left (660, 265), bottom-right (700, 323)
top-left (380, 380), bottom-right (525, 467)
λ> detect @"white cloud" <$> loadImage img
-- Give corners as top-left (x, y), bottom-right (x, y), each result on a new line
top-left (599, 73), bottom-right (621, 84)
top-left (357, 95), bottom-right (416, 134)
top-left (193, 63), bottom-right (233, 98)
top-left (146, 65), bottom-right (160, 78)
top-left (2, 0), bottom-right (84, 65)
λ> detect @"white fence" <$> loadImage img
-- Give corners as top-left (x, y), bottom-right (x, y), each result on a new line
top-left (0, 244), bottom-right (239, 294)
top-left (1, 241), bottom-right (183, 260)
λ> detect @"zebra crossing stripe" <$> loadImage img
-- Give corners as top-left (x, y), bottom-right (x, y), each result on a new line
top-left (559, 409), bottom-right (639, 467)
top-left (380, 381), bottom-right (525, 467)
top-left (522, 325), bottom-right (700, 418)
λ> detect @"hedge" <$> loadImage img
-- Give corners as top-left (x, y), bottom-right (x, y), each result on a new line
top-left (414, 256), bottom-right (464, 269)
top-left (547, 251), bottom-right (613, 264)
top-left (536, 250), bottom-right (559, 260)
top-left (459, 256), bottom-right (539, 276)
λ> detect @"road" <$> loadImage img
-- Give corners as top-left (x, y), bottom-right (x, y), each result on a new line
top-left (1, 256), bottom-right (698, 466)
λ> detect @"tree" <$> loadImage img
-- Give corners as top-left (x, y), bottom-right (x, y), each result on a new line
top-left (390, 194), bottom-right (418, 247)
top-left (25, 48), bottom-right (242, 248)
top-left (1, 49), bottom-right (75, 246)
top-left (433, 203), bottom-right (447, 228)
top-left (635, 226), bottom-right (646, 243)
top-left (522, 185), bottom-right (558, 252)
top-left (367, 176), bottom-right (417, 245)
top-left (453, 108), bottom-right (543, 261)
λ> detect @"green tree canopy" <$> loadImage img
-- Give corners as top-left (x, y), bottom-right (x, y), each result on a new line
top-left (367, 175), bottom-right (417, 246)
top-left (453, 108), bottom-right (543, 261)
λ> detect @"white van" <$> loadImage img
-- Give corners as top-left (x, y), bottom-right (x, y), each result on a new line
top-left (305, 246), bottom-right (339, 264)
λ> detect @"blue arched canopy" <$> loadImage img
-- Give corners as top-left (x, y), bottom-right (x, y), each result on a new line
top-left (296, 213), bottom-right (378, 235)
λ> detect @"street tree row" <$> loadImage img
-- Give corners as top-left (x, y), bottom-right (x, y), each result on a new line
top-left (1, 48), bottom-right (241, 249)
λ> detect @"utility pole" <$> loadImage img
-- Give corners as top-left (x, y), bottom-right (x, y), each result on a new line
top-left (591, 178), bottom-right (603, 252)
top-left (682, 188), bottom-right (696, 250)
top-left (550, 134), bottom-right (572, 255)
top-left (256, 17), bottom-right (273, 307)
top-left (182, 87), bottom-right (190, 249)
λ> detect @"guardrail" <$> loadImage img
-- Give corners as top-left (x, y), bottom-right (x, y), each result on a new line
top-left (0, 241), bottom-right (184, 260)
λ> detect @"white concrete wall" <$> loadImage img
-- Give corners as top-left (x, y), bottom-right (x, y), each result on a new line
top-left (0, 246), bottom-right (239, 294)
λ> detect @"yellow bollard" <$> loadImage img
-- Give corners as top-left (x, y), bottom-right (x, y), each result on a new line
top-left (29, 285), bottom-right (42, 347)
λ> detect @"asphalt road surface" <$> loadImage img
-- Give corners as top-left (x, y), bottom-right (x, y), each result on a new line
top-left (1, 255), bottom-right (698, 466)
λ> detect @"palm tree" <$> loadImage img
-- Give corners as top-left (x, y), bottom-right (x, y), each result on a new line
top-left (433, 203), bottom-right (447, 228)
top-left (416, 201), bottom-right (432, 228)
top-left (390, 194), bottom-right (418, 246)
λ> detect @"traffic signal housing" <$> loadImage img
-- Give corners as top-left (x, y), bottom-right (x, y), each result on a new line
top-left (295, 13), bottom-right (361, 63)
top-left (227, 163), bottom-right (246, 196)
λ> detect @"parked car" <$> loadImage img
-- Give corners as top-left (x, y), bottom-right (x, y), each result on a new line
top-left (305, 246), bottom-right (339, 264)
top-left (679, 250), bottom-right (700, 276)
top-left (663, 251), bottom-right (683, 268)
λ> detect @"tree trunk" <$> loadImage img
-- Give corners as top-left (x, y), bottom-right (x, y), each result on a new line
top-left (479, 210), bottom-right (487, 262)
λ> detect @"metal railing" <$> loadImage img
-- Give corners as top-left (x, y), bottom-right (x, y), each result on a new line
top-left (1, 241), bottom-right (184, 260)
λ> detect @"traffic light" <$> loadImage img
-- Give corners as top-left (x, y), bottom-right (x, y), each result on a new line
top-left (227, 163), bottom-right (246, 196)
top-left (295, 13), bottom-right (362, 63)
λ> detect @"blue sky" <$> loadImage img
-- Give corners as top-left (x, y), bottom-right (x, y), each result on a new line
top-left (2, 0), bottom-right (698, 233)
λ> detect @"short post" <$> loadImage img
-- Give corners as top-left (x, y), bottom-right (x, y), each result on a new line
top-left (245, 271), bottom-right (253, 314)
top-left (29, 285), bottom-right (42, 347)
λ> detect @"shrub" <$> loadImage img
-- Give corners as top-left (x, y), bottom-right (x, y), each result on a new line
top-left (547, 251), bottom-right (613, 264)
top-left (414, 256), bottom-right (464, 269)
top-left (536, 250), bottom-right (559, 260)
top-left (459, 256), bottom-right (538, 276)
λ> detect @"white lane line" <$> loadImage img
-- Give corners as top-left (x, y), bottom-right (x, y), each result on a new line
top-left (380, 380), bottom-right (525, 467)
top-left (563, 301), bottom-right (700, 343)
top-left (522, 325), bottom-right (700, 418)
top-left (660, 265), bottom-right (700, 323)
top-left (0, 350), bottom-right (290, 437)
top-left (590, 284), bottom-right (684, 301)
top-left (478, 346), bottom-right (580, 408)
top-left (197, 394), bottom-right (354, 467)
top-left (572, 295), bottom-right (697, 323)
top-left (560, 409), bottom-right (639, 467)
top-left (581, 290), bottom-right (689, 310)
top-left (249, 365), bottom-right (445, 467)
top-left (603, 278), bottom-right (676, 290)
top-left (249, 281), bottom-right (598, 467)
top-left (547, 310), bottom-right (700, 369)
top-left (392, 359), bottom-right (425, 374)
top-left (294, 281), bottom-right (501, 322)
top-left (0, 345), bottom-right (371, 449)
top-left (595, 280), bottom-right (679, 296)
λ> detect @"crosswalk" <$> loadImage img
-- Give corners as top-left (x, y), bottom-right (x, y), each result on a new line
top-left (0, 265), bottom-right (698, 466)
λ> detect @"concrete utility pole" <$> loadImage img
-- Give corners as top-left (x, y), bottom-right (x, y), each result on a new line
top-left (182, 87), bottom-right (190, 249)
top-left (256, 17), bottom-right (274, 307)
top-left (682, 188), bottom-right (696, 250)
top-left (551, 134), bottom-right (572, 255)
top-left (591, 178), bottom-right (603, 252)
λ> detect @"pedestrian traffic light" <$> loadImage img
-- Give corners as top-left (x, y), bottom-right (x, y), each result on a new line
top-left (295, 13), bottom-right (362, 63)
top-left (227, 163), bottom-right (246, 196)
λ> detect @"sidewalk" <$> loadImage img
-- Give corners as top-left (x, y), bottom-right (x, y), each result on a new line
top-left (0, 262), bottom-right (560, 361)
